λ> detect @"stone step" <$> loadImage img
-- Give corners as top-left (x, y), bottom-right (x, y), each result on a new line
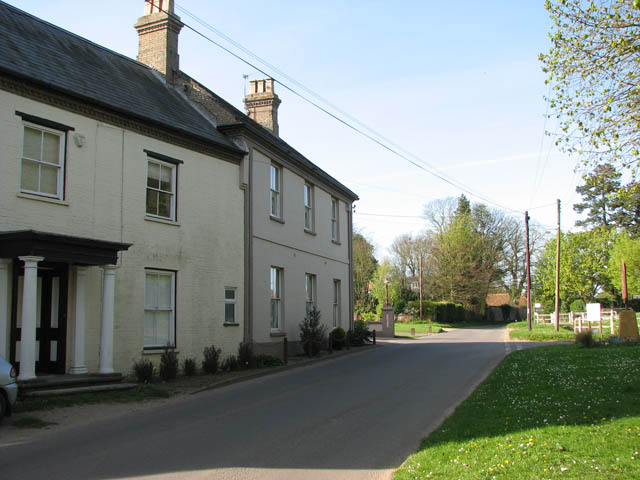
top-left (21, 382), bottom-right (138, 398)
top-left (18, 373), bottom-right (125, 391)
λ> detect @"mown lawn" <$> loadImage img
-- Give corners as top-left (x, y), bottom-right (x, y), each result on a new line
top-left (508, 321), bottom-right (578, 341)
top-left (394, 344), bottom-right (640, 479)
top-left (395, 322), bottom-right (444, 335)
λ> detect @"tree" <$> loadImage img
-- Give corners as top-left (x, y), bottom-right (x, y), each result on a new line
top-left (352, 232), bottom-right (377, 313)
top-left (389, 233), bottom-right (431, 284)
top-left (573, 163), bottom-right (622, 229)
top-left (534, 228), bottom-right (616, 311)
top-left (608, 231), bottom-right (640, 295)
top-left (540, 1), bottom-right (640, 170)
top-left (427, 196), bottom-right (508, 313)
top-left (371, 259), bottom-right (403, 315)
top-left (613, 181), bottom-right (640, 235)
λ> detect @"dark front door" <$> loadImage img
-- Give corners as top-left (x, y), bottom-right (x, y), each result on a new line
top-left (11, 262), bottom-right (68, 374)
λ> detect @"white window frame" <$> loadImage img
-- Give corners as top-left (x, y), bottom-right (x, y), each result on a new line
top-left (304, 183), bottom-right (314, 231)
top-left (144, 269), bottom-right (176, 348)
top-left (333, 279), bottom-right (341, 327)
top-left (146, 158), bottom-right (177, 221)
top-left (305, 273), bottom-right (316, 316)
top-left (270, 267), bottom-right (283, 331)
top-left (20, 121), bottom-right (66, 200)
top-left (224, 288), bottom-right (237, 324)
top-left (270, 164), bottom-right (281, 218)
top-left (331, 198), bottom-right (340, 242)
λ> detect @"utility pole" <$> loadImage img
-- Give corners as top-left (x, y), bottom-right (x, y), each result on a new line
top-left (419, 255), bottom-right (423, 322)
top-left (525, 211), bottom-right (532, 331)
top-left (555, 199), bottom-right (561, 332)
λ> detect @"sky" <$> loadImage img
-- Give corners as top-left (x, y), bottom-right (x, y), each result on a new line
top-left (5, 0), bottom-right (592, 258)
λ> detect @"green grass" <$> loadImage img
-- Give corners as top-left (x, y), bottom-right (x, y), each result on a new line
top-left (14, 384), bottom-right (170, 413)
top-left (394, 344), bottom-right (640, 479)
top-left (12, 416), bottom-right (57, 429)
top-left (394, 322), bottom-right (444, 335)
top-left (508, 321), bottom-right (582, 342)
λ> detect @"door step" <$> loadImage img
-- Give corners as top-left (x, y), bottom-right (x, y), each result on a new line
top-left (18, 373), bottom-right (136, 398)
top-left (21, 382), bottom-right (137, 398)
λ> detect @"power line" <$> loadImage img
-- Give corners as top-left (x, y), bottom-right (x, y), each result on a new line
top-left (156, 1), bottom-right (526, 215)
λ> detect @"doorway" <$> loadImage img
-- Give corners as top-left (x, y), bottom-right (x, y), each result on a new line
top-left (10, 262), bottom-right (68, 374)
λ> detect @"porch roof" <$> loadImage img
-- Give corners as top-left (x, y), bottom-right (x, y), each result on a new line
top-left (0, 230), bottom-right (131, 266)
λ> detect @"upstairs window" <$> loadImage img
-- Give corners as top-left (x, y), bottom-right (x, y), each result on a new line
top-left (304, 183), bottom-right (314, 231)
top-left (270, 164), bottom-right (281, 218)
top-left (146, 157), bottom-right (177, 220)
top-left (331, 198), bottom-right (340, 242)
top-left (20, 123), bottom-right (66, 199)
top-left (305, 273), bottom-right (316, 316)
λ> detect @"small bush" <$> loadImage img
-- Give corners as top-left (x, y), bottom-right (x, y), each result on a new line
top-left (361, 312), bottom-right (378, 322)
top-left (133, 358), bottom-right (154, 383)
top-left (238, 341), bottom-right (255, 369)
top-left (182, 357), bottom-right (197, 376)
top-left (576, 329), bottom-right (596, 348)
top-left (570, 299), bottom-right (586, 312)
top-left (329, 327), bottom-right (347, 350)
top-left (202, 345), bottom-right (221, 374)
top-left (221, 355), bottom-right (240, 372)
top-left (159, 346), bottom-right (178, 381)
top-left (299, 307), bottom-right (327, 357)
top-left (349, 319), bottom-right (372, 346)
top-left (255, 354), bottom-right (283, 368)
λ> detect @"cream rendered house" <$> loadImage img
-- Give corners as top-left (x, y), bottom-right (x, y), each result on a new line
top-left (133, 1), bottom-right (358, 356)
top-left (0, 1), bottom-right (246, 379)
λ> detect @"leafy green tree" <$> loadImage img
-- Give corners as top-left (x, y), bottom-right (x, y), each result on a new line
top-left (353, 232), bottom-right (377, 313)
top-left (540, 0), bottom-right (640, 170)
top-left (613, 181), bottom-right (640, 236)
top-left (608, 231), bottom-right (640, 295)
top-left (534, 228), bottom-right (616, 310)
top-left (371, 259), bottom-right (403, 315)
top-left (573, 163), bottom-right (622, 229)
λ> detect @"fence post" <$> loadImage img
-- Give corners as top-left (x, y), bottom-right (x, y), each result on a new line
top-left (578, 313), bottom-right (583, 333)
top-left (283, 337), bottom-right (288, 365)
top-left (373, 329), bottom-right (376, 345)
top-left (610, 309), bottom-right (615, 335)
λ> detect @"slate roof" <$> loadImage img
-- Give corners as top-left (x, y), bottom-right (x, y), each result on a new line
top-left (0, 1), bottom-right (242, 156)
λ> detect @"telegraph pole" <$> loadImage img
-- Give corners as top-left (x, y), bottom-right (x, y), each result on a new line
top-left (525, 211), bottom-right (532, 331)
top-left (419, 255), bottom-right (424, 322)
top-left (554, 199), bottom-right (561, 332)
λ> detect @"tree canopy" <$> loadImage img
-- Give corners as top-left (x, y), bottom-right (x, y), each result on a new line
top-left (573, 163), bottom-right (622, 228)
top-left (540, 0), bottom-right (640, 170)
top-left (352, 232), bottom-right (377, 314)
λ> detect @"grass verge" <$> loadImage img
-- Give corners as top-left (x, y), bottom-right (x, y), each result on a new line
top-left (394, 343), bottom-right (640, 479)
top-left (395, 322), bottom-right (444, 335)
top-left (507, 320), bottom-right (605, 342)
top-left (14, 384), bottom-right (170, 413)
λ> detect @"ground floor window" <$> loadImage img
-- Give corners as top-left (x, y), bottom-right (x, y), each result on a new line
top-left (225, 288), bottom-right (236, 324)
top-left (305, 273), bottom-right (316, 316)
top-left (333, 279), bottom-right (341, 327)
top-left (270, 267), bottom-right (282, 331)
top-left (144, 269), bottom-right (175, 348)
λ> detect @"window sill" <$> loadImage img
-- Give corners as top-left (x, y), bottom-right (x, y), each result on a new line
top-left (142, 347), bottom-right (178, 354)
top-left (270, 215), bottom-right (285, 224)
top-left (304, 229), bottom-right (317, 236)
top-left (17, 192), bottom-right (69, 206)
top-left (145, 216), bottom-right (180, 227)
top-left (223, 322), bottom-right (240, 327)
top-left (270, 331), bottom-right (286, 337)
top-left (331, 240), bottom-right (342, 246)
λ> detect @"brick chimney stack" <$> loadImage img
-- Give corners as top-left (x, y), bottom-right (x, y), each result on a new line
top-left (244, 79), bottom-right (281, 136)
top-left (134, 0), bottom-right (183, 83)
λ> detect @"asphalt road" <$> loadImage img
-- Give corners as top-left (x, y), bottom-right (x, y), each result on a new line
top-left (0, 326), bottom-right (524, 480)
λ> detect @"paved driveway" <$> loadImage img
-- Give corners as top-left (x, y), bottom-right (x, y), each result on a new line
top-left (0, 326), bottom-right (530, 480)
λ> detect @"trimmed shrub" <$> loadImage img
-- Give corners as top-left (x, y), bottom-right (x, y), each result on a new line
top-left (570, 299), bottom-right (586, 312)
top-left (221, 355), bottom-right (239, 372)
top-left (576, 329), bottom-right (596, 348)
top-left (202, 345), bottom-right (221, 374)
top-left (159, 346), bottom-right (178, 381)
top-left (133, 358), bottom-right (154, 383)
top-left (348, 319), bottom-right (372, 346)
top-left (299, 307), bottom-right (327, 357)
top-left (361, 312), bottom-right (377, 322)
top-left (182, 357), bottom-right (197, 376)
top-left (329, 327), bottom-right (347, 350)
top-left (238, 341), bottom-right (255, 369)
top-left (255, 354), bottom-right (283, 368)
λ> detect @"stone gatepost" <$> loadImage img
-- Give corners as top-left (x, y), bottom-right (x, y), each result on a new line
top-left (380, 305), bottom-right (395, 338)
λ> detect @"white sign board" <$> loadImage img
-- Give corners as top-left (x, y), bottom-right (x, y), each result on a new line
top-left (586, 303), bottom-right (601, 322)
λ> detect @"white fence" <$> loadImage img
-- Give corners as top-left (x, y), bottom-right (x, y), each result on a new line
top-left (534, 309), bottom-right (618, 333)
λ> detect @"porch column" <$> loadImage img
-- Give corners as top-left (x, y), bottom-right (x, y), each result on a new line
top-left (18, 256), bottom-right (44, 381)
top-left (69, 266), bottom-right (89, 374)
top-left (99, 265), bottom-right (117, 374)
top-left (0, 259), bottom-right (10, 359)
